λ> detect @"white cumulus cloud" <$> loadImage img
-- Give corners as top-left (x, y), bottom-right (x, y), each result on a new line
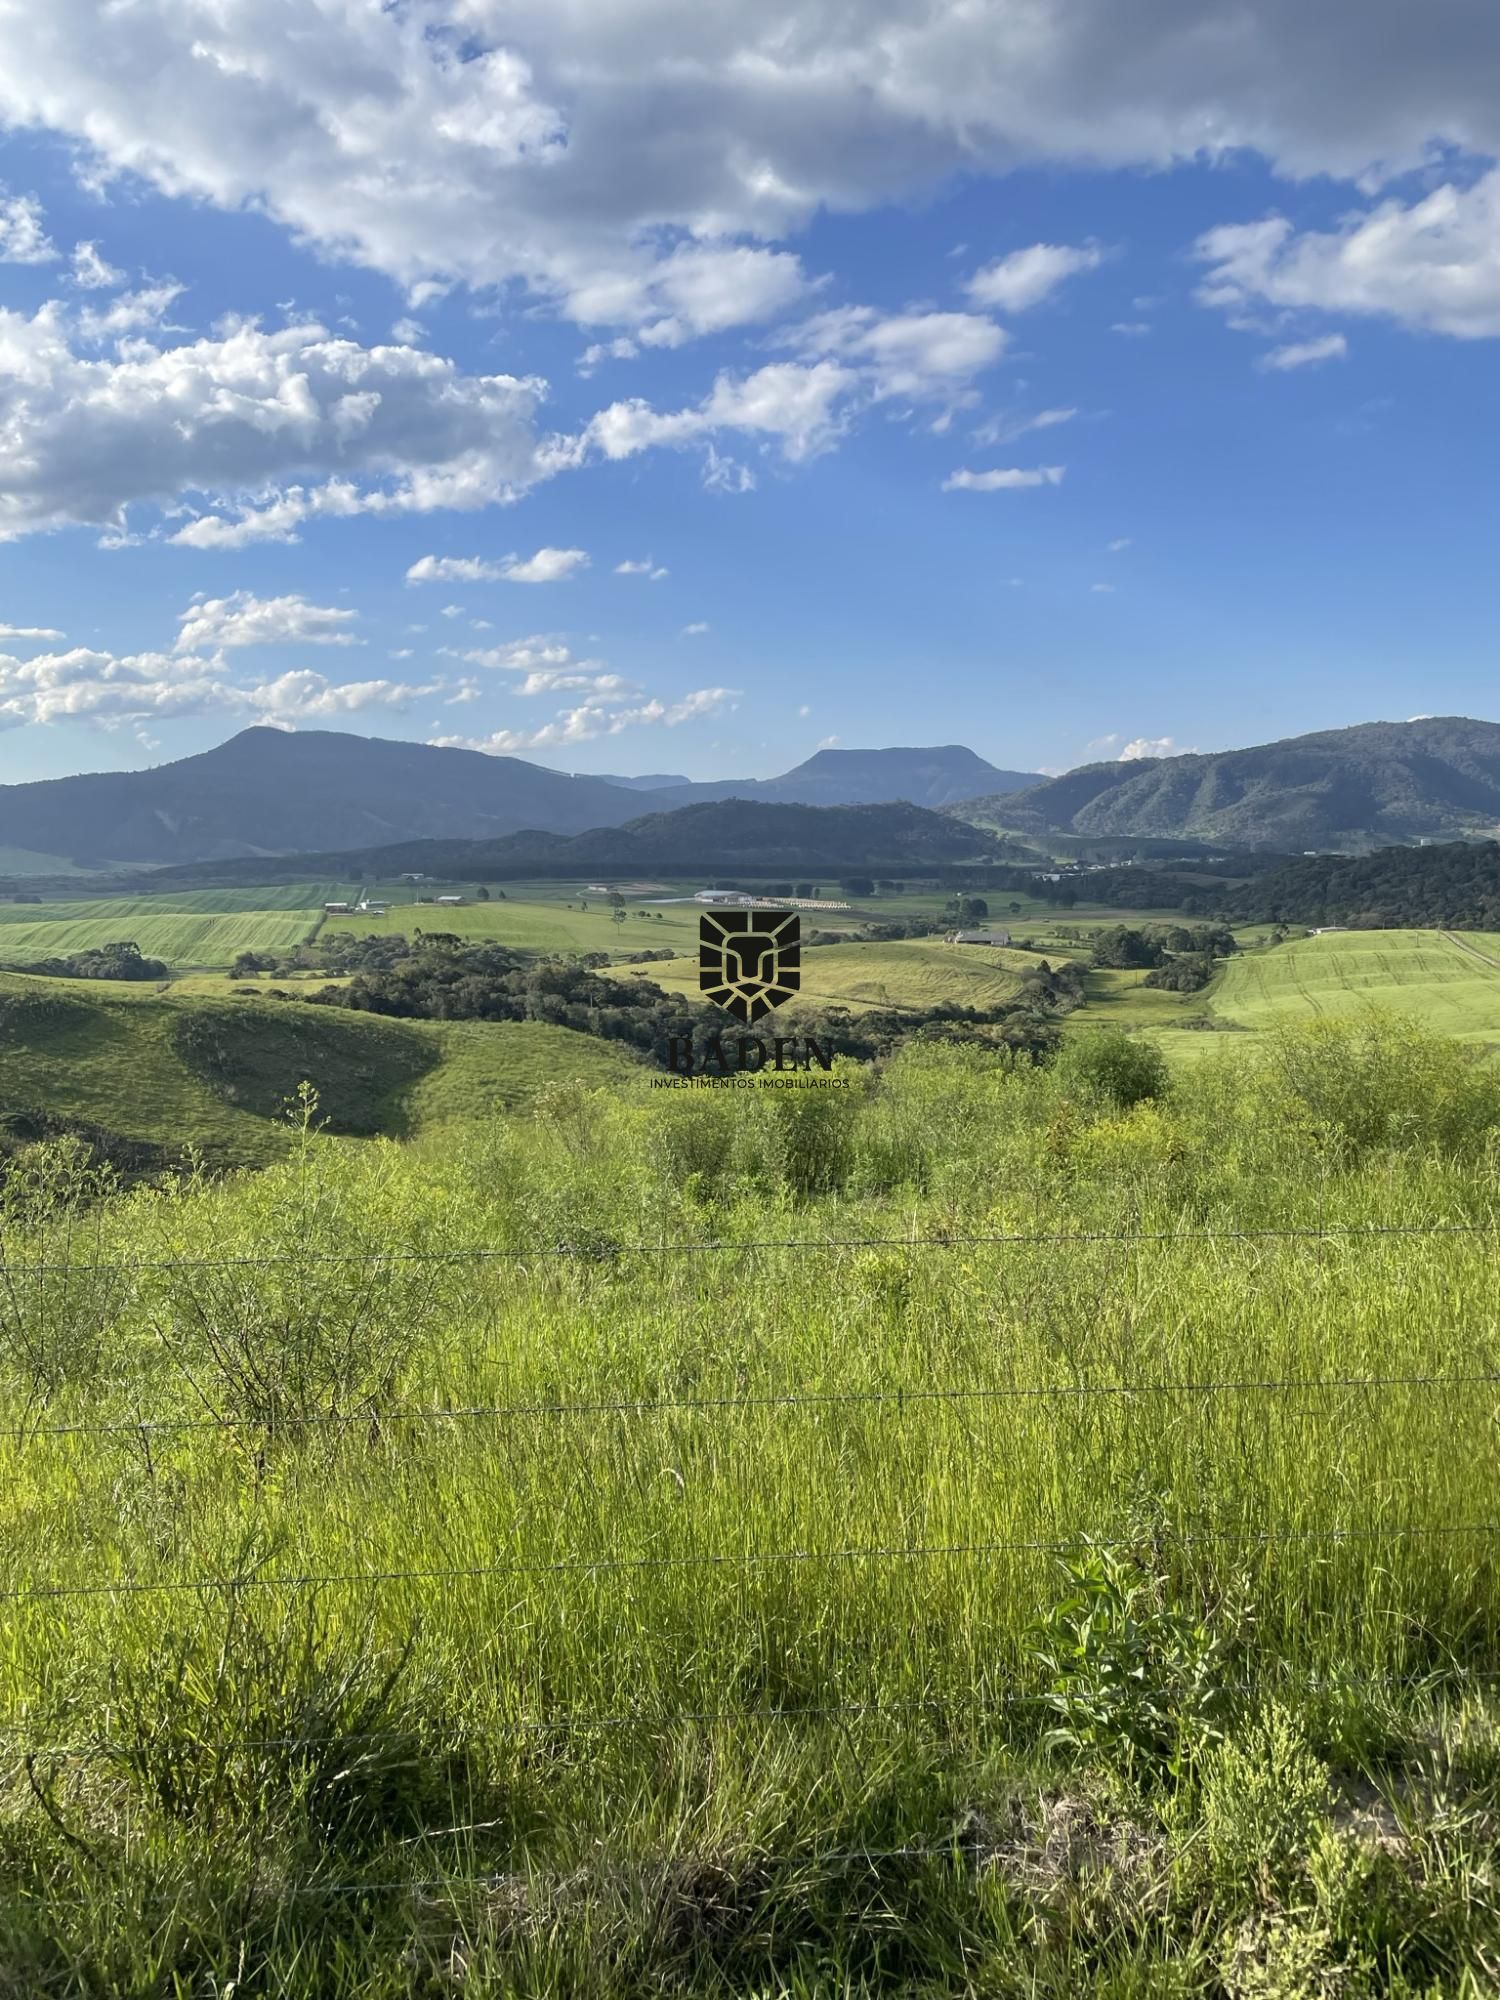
top-left (8, 0), bottom-right (1493, 338)
top-left (0, 643), bottom-right (429, 731)
top-left (405, 547), bottom-right (589, 585)
top-left (247, 670), bottom-right (438, 721)
top-left (588, 360), bottom-right (855, 466)
top-left (434, 686), bottom-right (738, 755)
top-left (586, 305), bottom-right (1007, 473)
top-left (779, 306), bottom-right (1007, 404)
top-left (1259, 333), bottom-right (1350, 370)
top-left (967, 242), bottom-right (1103, 312)
top-left (0, 310), bottom-right (570, 545)
top-left (174, 592), bottom-right (361, 653)
top-left (70, 241), bottom-right (123, 289)
top-left (942, 465), bottom-right (1066, 492)
top-left (0, 188), bottom-right (55, 265)
top-left (1118, 735), bottom-right (1197, 760)
top-left (1196, 181), bottom-right (1500, 340)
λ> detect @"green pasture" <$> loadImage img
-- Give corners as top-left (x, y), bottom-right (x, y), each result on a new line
top-left (1209, 928), bottom-right (1500, 1045)
top-left (0, 907), bottom-right (320, 968)
top-left (0, 845), bottom-right (97, 876)
top-left (0, 883), bottom-right (373, 918)
top-left (323, 892), bottom-right (697, 956)
top-left (619, 935), bottom-right (1034, 1015)
top-left (1055, 929), bottom-right (1500, 1058)
top-left (407, 1017), bottom-right (643, 1124)
top-left (0, 970), bottom-right (643, 1165)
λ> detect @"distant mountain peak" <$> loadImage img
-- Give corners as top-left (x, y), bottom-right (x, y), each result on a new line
top-left (645, 743), bottom-right (1040, 813)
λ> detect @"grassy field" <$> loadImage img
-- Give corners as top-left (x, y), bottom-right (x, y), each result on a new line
top-left (0, 908), bottom-right (321, 968)
top-left (324, 892), bottom-right (698, 956)
top-left (0, 845), bottom-right (99, 876)
top-left (407, 1017), bottom-right (647, 1123)
top-left (1054, 930), bottom-right (1500, 1061)
top-left (619, 935), bottom-right (1034, 1015)
top-left (0, 971), bottom-right (643, 1165)
top-left (1208, 929), bottom-right (1500, 1047)
top-left (2, 1024), bottom-right (1500, 1990)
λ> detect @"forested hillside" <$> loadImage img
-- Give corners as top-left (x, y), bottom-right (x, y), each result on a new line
top-left (139, 798), bottom-right (1006, 887)
top-left (1224, 838), bottom-right (1500, 928)
top-left (966, 717), bottom-right (1500, 850)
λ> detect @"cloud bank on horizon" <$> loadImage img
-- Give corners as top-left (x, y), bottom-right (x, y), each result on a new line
top-left (0, 0), bottom-right (1497, 780)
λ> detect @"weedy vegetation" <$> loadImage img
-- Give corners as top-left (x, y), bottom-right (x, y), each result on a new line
top-left (0, 1014), bottom-right (1499, 1993)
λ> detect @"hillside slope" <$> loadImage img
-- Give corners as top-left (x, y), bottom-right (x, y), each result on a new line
top-left (1220, 838), bottom-right (1500, 929)
top-left (138, 798), bottom-right (1004, 887)
top-left (962, 718), bottom-right (1500, 851)
top-left (0, 973), bottom-right (642, 1168)
top-left (1208, 929), bottom-right (1500, 1047)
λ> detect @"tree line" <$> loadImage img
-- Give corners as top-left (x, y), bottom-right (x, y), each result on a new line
top-left (1221, 840), bottom-right (1500, 930)
top-left (281, 936), bottom-right (1085, 1069)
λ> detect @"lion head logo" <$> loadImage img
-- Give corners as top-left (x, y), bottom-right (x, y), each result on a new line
top-left (699, 909), bottom-right (801, 1024)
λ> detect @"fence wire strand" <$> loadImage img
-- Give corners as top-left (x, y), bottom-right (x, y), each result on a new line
top-left (4, 1366), bottom-right (1499, 1445)
top-left (9, 1666), bottom-right (1500, 1766)
top-left (0, 1215), bottom-right (1496, 1280)
top-left (3, 1212), bottom-right (1498, 1916)
top-left (3, 1519), bottom-right (1495, 1609)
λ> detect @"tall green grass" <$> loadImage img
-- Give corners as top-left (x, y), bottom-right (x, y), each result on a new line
top-left (2, 1016), bottom-right (1500, 1993)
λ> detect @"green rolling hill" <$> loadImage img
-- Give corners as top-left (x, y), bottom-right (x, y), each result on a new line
top-left (0, 972), bottom-right (644, 1169)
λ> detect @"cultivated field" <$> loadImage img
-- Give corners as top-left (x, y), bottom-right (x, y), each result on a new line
top-left (620, 935), bottom-right (1033, 1014)
top-left (0, 908), bottom-right (321, 968)
top-left (1057, 930), bottom-right (1500, 1063)
top-left (3, 1024), bottom-right (1500, 1991)
top-left (323, 891), bottom-right (699, 956)
top-left (1210, 928), bottom-right (1500, 1046)
top-left (0, 885), bottom-right (364, 920)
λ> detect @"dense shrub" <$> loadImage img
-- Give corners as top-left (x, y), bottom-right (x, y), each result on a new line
top-left (15, 939), bottom-right (168, 981)
top-left (1053, 1030), bottom-right (1172, 1109)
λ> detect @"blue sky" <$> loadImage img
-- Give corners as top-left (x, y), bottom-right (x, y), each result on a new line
top-left (1, 1), bottom-right (1499, 786)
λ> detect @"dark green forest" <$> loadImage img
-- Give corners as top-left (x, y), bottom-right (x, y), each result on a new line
top-left (1223, 839), bottom-right (1500, 929)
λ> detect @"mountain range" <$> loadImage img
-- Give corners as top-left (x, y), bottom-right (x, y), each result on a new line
top-left (961, 718), bottom-right (1500, 852)
top-left (5, 716), bottom-right (1500, 873)
top-left (145, 798), bottom-right (1002, 888)
top-left (0, 732), bottom-right (1035, 868)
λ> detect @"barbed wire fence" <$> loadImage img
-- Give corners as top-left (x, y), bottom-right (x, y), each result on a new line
top-left (1, 1213), bottom-right (1498, 1904)
top-left (1, 1213), bottom-right (1497, 1277)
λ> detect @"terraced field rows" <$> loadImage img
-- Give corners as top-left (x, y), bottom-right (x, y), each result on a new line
top-left (1210, 929), bottom-right (1500, 1042)
top-left (0, 886), bottom-right (351, 922)
top-left (0, 910), bottom-right (320, 967)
